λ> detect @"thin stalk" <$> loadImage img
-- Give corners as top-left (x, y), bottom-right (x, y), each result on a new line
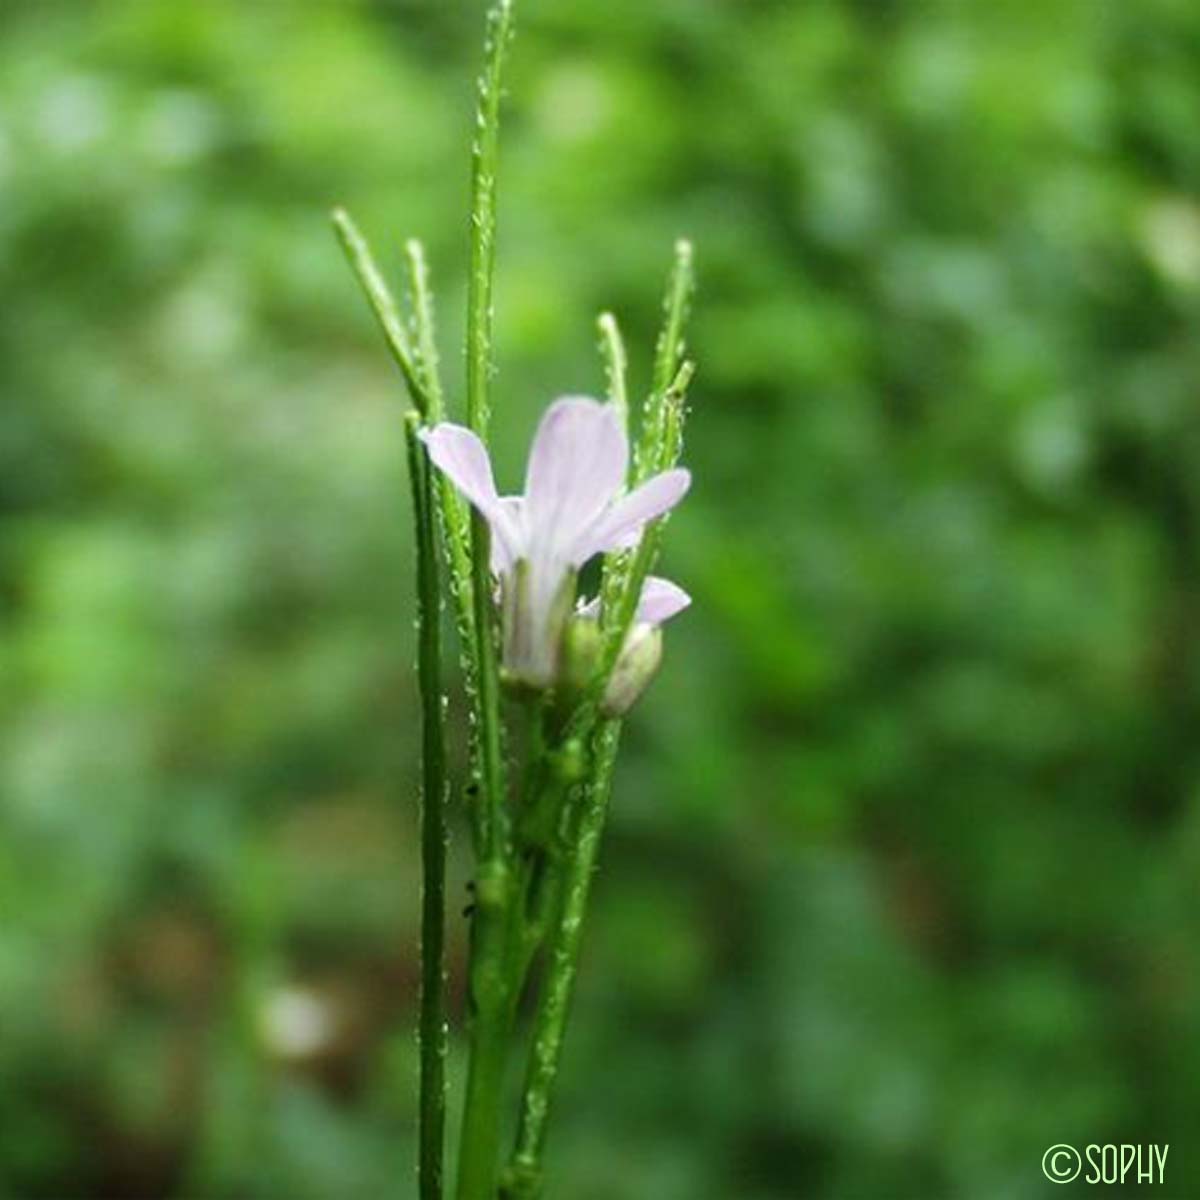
top-left (406, 241), bottom-right (474, 599)
top-left (331, 208), bottom-right (434, 419)
top-left (658, 359), bottom-right (694, 472)
top-left (634, 239), bottom-right (694, 484)
top-left (503, 720), bottom-right (623, 1200)
top-left (462, 0), bottom-right (514, 860)
top-left (602, 244), bottom-right (692, 645)
top-left (405, 241), bottom-right (484, 844)
top-left (597, 311), bottom-right (629, 432)
top-left (466, 0), bottom-right (514, 439)
top-left (404, 239), bottom-right (446, 422)
top-left (598, 311), bottom-right (632, 614)
top-left (405, 415), bottom-right (449, 1200)
top-left (457, 6), bottom-right (517, 1199)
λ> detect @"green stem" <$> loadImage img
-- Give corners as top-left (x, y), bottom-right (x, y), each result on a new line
top-left (597, 311), bottom-right (629, 432)
top-left (466, 0), bottom-right (514, 439)
top-left (404, 238), bottom-right (485, 849)
top-left (634, 238), bottom-right (694, 484)
top-left (599, 241), bottom-right (695, 677)
top-left (405, 239), bottom-right (446, 423)
top-left (503, 720), bottom-right (623, 1200)
top-left (457, 853), bottom-right (519, 1200)
top-left (331, 208), bottom-right (434, 419)
top-left (457, 7), bottom-right (517, 1199)
top-left (457, 997), bottom-right (511, 1200)
top-left (462, 0), bottom-right (514, 860)
top-left (405, 417), bottom-right (449, 1200)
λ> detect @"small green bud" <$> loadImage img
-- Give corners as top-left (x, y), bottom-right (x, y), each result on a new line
top-left (553, 737), bottom-right (587, 784)
top-left (601, 624), bottom-right (663, 716)
top-left (559, 615), bottom-right (604, 695)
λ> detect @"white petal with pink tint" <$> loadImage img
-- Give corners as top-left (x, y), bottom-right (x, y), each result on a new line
top-left (636, 576), bottom-right (691, 624)
top-left (524, 397), bottom-right (628, 559)
top-left (419, 394), bottom-right (692, 688)
top-left (419, 424), bottom-right (525, 568)
top-left (573, 468), bottom-right (691, 563)
top-left (576, 575), bottom-right (690, 627)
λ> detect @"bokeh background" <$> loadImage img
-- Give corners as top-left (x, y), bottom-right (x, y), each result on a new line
top-left (4, 1), bottom-right (1200, 1197)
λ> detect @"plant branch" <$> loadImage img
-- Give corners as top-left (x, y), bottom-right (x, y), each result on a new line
top-left (634, 238), bottom-right (694, 484)
top-left (457, 6), bottom-right (517, 1200)
top-left (405, 415), bottom-right (449, 1200)
top-left (502, 720), bottom-right (623, 1200)
top-left (405, 242), bottom-right (483, 844)
top-left (597, 311), bottom-right (629, 433)
top-left (463, 0), bottom-right (515, 863)
top-left (331, 208), bottom-right (434, 419)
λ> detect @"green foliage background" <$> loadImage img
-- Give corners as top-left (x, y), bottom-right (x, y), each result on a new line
top-left (3, 1), bottom-right (1200, 1197)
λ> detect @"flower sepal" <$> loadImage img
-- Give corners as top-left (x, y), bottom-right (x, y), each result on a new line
top-left (557, 612), bottom-right (667, 718)
top-left (499, 563), bottom-right (578, 693)
top-left (558, 614), bottom-right (605, 698)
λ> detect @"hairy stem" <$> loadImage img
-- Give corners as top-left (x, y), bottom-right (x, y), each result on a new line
top-left (597, 311), bottom-right (629, 433)
top-left (466, 0), bottom-right (514, 439)
top-left (331, 208), bottom-right (434, 419)
top-left (405, 239), bottom-right (485, 847)
top-left (462, 0), bottom-right (514, 861)
top-left (457, 6), bottom-right (517, 1199)
top-left (332, 217), bottom-right (484, 815)
top-left (634, 238), bottom-right (694, 484)
top-left (457, 858), bottom-right (519, 1200)
top-left (405, 416), bottom-right (449, 1200)
top-left (503, 721), bottom-right (623, 1199)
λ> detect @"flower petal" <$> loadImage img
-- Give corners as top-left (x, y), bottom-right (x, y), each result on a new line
top-left (636, 576), bottom-right (691, 624)
top-left (419, 423), bottom-right (498, 510)
top-left (491, 497), bottom-right (524, 573)
top-left (524, 397), bottom-right (628, 560)
top-left (575, 575), bottom-right (690, 626)
top-left (573, 467), bottom-right (691, 562)
top-left (420, 424), bottom-right (524, 569)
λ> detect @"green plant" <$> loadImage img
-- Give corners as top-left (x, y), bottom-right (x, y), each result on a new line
top-left (333, 4), bottom-right (695, 1196)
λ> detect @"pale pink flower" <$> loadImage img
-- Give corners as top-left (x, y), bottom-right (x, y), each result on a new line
top-left (420, 397), bottom-right (690, 687)
top-left (578, 575), bottom-right (692, 714)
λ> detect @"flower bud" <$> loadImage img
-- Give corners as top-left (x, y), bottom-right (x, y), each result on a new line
top-left (601, 623), bottom-right (663, 716)
top-left (559, 615), bottom-right (604, 696)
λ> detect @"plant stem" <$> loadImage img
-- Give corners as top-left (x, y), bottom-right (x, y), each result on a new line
top-left (457, 995), bottom-right (512, 1200)
top-left (457, 7), bottom-right (517, 1199)
top-left (597, 311), bottom-right (629, 433)
top-left (504, 720), bottom-right (623, 1200)
top-left (634, 238), bottom-right (694, 484)
top-left (406, 415), bottom-right (449, 1200)
top-left (466, 0), bottom-right (514, 440)
top-left (331, 208), bottom-right (434, 419)
top-left (462, 0), bottom-right (514, 860)
top-left (405, 240), bottom-right (474, 620)
top-left (404, 241), bottom-right (486, 850)
top-left (457, 852), bottom-right (519, 1200)
top-left (405, 239), bottom-right (446, 423)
